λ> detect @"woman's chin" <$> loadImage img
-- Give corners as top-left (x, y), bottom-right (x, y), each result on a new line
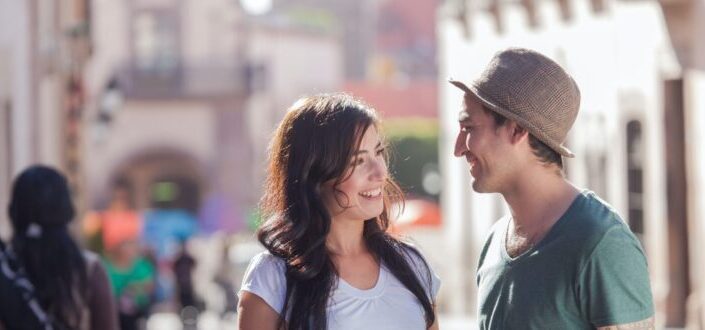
top-left (363, 206), bottom-right (385, 220)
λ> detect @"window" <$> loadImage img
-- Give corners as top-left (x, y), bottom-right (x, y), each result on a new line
top-left (557, 0), bottom-right (572, 22)
top-left (590, 0), bottom-right (606, 14)
top-left (132, 10), bottom-right (180, 72)
top-left (521, 0), bottom-right (539, 28)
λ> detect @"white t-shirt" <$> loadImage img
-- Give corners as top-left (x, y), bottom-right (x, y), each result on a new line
top-left (239, 247), bottom-right (441, 330)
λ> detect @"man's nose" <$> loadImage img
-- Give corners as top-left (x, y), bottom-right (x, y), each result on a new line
top-left (454, 132), bottom-right (467, 157)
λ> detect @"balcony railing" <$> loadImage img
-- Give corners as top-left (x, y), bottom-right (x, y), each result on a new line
top-left (116, 61), bottom-right (250, 100)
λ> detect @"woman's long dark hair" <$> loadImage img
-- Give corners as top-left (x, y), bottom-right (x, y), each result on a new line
top-left (258, 93), bottom-right (436, 329)
top-left (8, 165), bottom-right (88, 328)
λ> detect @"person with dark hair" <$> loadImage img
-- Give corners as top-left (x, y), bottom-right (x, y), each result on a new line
top-left (0, 165), bottom-right (119, 330)
top-left (173, 241), bottom-right (196, 309)
top-left (237, 93), bottom-right (440, 330)
top-left (449, 48), bottom-right (654, 329)
top-left (103, 239), bottom-right (155, 330)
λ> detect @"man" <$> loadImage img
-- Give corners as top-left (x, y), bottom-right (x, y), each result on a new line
top-left (450, 48), bottom-right (654, 329)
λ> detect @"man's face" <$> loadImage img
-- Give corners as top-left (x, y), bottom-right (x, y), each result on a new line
top-left (454, 94), bottom-right (515, 193)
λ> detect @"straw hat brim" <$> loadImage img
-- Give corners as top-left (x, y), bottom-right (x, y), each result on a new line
top-left (449, 79), bottom-right (575, 158)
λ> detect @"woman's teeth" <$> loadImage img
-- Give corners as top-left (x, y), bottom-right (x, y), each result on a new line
top-left (359, 188), bottom-right (382, 198)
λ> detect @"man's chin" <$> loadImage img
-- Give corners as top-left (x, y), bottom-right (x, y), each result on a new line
top-left (471, 180), bottom-right (488, 193)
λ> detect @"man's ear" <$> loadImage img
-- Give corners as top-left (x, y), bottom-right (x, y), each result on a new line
top-left (508, 122), bottom-right (529, 145)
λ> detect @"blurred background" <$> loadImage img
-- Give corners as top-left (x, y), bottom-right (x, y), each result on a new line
top-left (0, 0), bottom-right (703, 329)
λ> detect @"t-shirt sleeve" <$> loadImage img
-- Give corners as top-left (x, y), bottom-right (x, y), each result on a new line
top-left (578, 226), bottom-right (654, 327)
top-left (403, 246), bottom-right (442, 302)
top-left (239, 252), bottom-right (287, 315)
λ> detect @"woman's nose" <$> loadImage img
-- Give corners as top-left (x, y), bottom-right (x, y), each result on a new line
top-left (371, 158), bottom-right (387, 181)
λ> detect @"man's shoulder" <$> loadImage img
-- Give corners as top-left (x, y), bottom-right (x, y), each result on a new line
top-left (564, 191), bottom-right (622, 232)
top-left (560, 190), bottom-right (639, 256)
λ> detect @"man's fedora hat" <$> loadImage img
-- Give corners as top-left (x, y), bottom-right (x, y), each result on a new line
top-left (449, 47), bottom-right (580, 158)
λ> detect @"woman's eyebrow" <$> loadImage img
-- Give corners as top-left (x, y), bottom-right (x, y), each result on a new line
top-left (353, 142), bottom-right (383, 156)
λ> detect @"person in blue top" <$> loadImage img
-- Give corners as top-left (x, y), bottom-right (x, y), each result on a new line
top-left (449, 48), bottom-right (655, 329)
top-left (142, 207), bottom-right (198, 303)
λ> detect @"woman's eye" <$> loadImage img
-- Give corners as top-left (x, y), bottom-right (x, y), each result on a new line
top-left (376, 148), bottom-right (385, 156)
top-left (352, 157), bottom-right (364, 166)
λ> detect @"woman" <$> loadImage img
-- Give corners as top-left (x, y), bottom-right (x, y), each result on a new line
top-left (238, 94), bottom-right (440, 330)
top-left (0, 166), bottom-right (118, 330)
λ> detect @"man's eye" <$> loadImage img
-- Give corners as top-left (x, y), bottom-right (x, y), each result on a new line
top-left (376, 147), bottom-right (386, 156)
top-left (461, 126), bottom-right (473, 133)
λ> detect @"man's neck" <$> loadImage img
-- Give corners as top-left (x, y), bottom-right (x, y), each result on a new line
top-left (502, 169), bottom-right (580, 235)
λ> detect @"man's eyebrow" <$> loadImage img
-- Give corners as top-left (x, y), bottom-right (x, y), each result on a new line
top-left (458, 111), bottom-right (471, 122)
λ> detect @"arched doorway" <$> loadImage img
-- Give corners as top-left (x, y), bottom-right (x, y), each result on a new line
top-left (108, 148), bottom-right (205, 214)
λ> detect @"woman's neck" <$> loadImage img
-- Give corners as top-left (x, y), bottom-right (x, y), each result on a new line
top-left (326, 217), bottom-right (367, 256)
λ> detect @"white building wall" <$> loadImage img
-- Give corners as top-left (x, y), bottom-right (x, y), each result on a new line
top-left (0, 0), bottom-right (33, 240)
top-left (37, 76), bottom-right (63, 167)
top-left (685, 1), bottom-right (705, 323)
top-left (182, 0), bottom-right (239, 63)
top-left (0, 0), bottom-right (34, 174)
top-left (246, 27), bottom-right (343, 198)
top-left (250, 28), bottom-right (343, 112)
top-left (86, 0), bottom-right (130, 96)
top-left (83, 102), bottom-right (216, 199)
top-left (0, 44), bottom-right (13, 240)
top-left (0, 0), bottom-right (72, 238)
top-left (685, 69), bottom-right (705, 326)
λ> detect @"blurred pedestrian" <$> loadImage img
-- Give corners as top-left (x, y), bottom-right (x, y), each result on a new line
top-left (173, 240), bottom-right (199, 329)
top-left (0, 165), bottom-right (118, 330)
top-left (173, 240), bottom-right (197, 310)
top-left (103, 239), bottom-right (155, 330)
top-left (214, 243), bottom-right (237, 317)
top-left (82, 180), bottom-right (142, 256)
top-left (238, 93), bottom-right (440, 330)
top-left (142, 207), bottom-right (197, 304)
top-left (449, 47), bottom-right (654, 329)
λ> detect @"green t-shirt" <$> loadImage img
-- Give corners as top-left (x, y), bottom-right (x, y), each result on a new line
top-left (477, 191), bottom-right (654, 329)
top-left (103, 257), bottom-right (155, 308)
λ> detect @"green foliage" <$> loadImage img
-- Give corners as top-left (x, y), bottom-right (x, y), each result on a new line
top-left (286, 8), bottom-right (340, 34)
top-left (383, 118), bottom-right (440, 201)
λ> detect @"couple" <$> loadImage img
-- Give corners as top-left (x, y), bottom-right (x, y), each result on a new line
top-left (237, 48), bottom-right (655, 329)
